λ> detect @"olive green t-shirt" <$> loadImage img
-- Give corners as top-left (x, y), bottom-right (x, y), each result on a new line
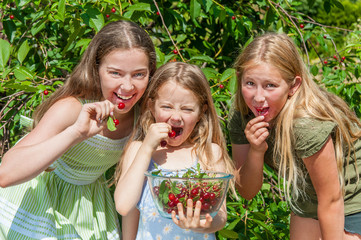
top-left (228, 109), bottom-right (361, 219)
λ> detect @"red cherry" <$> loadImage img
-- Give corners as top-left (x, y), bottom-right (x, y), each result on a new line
top-left (341, 56), bottom-right (346, 61)
top-left (111, 7), bottom-right (116, 13)
top-left (324, 60), bottom-right (328, 64)
top-left (333, 55), bottom-right (337, 59)
top-left (203, 192), bottom-right (210, 199)
top-left (173, 49), bottom-right (178, 54)
top-left (300, 24), bottom-right (304, 29)
top-left (106, 14), bottom-right (110, 18)
top-left (43, 90), bottom-right (49, 95)
top-left (191, 188), bottom-right (199, 196)
top-left (118, 102), bottom-right (125, 109)
top-left (156, 11), bottom-right (160, 15)
top-left (113, 118), bottom-right (119, 126)
top-left (160, 140), bottom-right (167, 147)
top-left (231, 16), bottom-right (236, 20)
top-left (10, 15), bottom-right (14, 20)
top-left (209, 192), bottom-right (216, 200)
top-left (168, 193), bottom-right (176, 201)
top-left (168, 201), bottom-right (175, 207)
top-left (168, 130), bottom-right (176, 138)
top-left (323, 35), bottom-right (327, 39)
top-left (219, 84), bottom-right (224, 89)
top-left (201, 202), bottom-right (210, 210)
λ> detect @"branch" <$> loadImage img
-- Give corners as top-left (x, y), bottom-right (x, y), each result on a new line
top-left (152, 0), bottom-right (186, 62)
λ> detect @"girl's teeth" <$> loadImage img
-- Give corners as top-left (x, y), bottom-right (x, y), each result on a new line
top-left (116, 93), bottom-right (132, 100)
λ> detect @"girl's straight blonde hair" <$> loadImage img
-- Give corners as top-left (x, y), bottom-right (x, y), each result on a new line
top-left (233, 32), bottom-right (361, 203)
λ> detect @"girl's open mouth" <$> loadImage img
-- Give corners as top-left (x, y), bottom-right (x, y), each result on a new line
top-left (255, 107), bottom-right (269, 116)
top-left (172, 127), bottom-right (183, 137)
top-left (114, 92), bottom-right (134, 101)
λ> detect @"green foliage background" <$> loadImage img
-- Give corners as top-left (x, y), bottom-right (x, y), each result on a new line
top-left (1, 0), bottom-right (361, 239)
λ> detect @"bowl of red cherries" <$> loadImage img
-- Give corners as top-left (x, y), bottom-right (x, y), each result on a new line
top-left (145, 164), bottom-right (233, 219)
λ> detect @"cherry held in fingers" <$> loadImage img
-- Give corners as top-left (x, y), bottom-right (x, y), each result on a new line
top-left (113, 118), bottom-right (119, 126)
top-left (160, 140), bottom-right (167, 147)
top-left (168, 130), bottom-right (176, 138)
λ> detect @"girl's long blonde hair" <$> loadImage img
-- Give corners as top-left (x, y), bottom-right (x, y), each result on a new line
top-left (114, 62), bottom-right (235, 192)
top-left (234, 32), bottom-right (361, 202)
top-left (33, 20), bottom-right (156, 126)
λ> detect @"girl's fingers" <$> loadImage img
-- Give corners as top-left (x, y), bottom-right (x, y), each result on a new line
top-left (202, 214), bottom-right (213, 228)
top-left (176, 203), bottom-right (186, 220)
top-left (192, 201), bottom-right (202, 223)
top-left (186, 199), bottom-right (194, 219)
top-left (171, 210), bottom-right (179, 224)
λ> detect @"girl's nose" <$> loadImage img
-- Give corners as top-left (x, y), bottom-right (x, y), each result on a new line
top-left (254, 88), bottom-right (265, 102)
top-left (170, 111), bottom-right (182, 123)
top-left (120, 77), bottom-right (134, 92)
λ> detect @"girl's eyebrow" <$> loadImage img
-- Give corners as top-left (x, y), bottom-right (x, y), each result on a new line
top-left (106, 66), bottom-right (148, 71)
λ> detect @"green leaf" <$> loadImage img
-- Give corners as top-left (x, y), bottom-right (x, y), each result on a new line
top-left (13, 67), bottom-right (34, 80)
top-left (81, 6), bottom-right (104, 32)
top-left (126, 3), bottom-right (151, 12)
top-left (16, 0), bottom-right (32, 7)
top-left (107, 117), bottom-right (117, 131)
top-left (190, 0), bottom-right (201, 21)
top-left (0, 39), bottom-right (11, 70)
top-left (3, 20), bottom-right (17, 43)
top-left (332, 0), bottom-right (344, 10)
top-left (56, 0), bottom-right (66, 22)
top-left (63, 20), bottom-right (85, 54)
top-left (310, 65), bottom-right (318, 76)
top-left (17, 40), bottom-right (30, 65)
top-left (31, 19), bottom-right (47, 36)
top-left (189, 55), bottom-right (215, 64)
top-left (356, 84), bottom-right (361, 94)
top-left (202, 0), bottom-right (213, 12)
top-left (355, 66), bottom-right (360, 79)
top-left (323, 0), bottom-right (331, 13)
top-left (218, 229), bottom-right (239, 238)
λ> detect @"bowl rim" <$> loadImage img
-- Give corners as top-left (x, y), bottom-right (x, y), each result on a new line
top-left (144, 169), bottom-right (234, 180)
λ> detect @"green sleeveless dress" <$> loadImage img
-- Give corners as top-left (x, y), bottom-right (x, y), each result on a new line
top-left (0, 100), bottom-right (130, 240)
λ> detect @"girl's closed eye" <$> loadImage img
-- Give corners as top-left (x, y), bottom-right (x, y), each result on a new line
top-left (182, 107), bottom-right (194, 112)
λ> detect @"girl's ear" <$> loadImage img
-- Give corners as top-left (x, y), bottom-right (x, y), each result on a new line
top-left (289, 76), bottom-right (302, 97)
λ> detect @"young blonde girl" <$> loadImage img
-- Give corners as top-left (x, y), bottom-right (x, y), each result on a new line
top-left (0, 20), bottom-right (156, 239)
top-left (114, 61), bottom-right (235, 239)
top-left (229, 32), bottom-right (361, 239)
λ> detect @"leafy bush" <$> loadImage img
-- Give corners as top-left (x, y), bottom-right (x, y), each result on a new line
top-left (1, 0), bottom-right (360, 239)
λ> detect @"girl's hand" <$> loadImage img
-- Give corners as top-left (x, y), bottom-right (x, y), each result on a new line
top-left (171, 199), bottom-right (212, 230)
top-left (244, 115), bottom-right (269, 153)
top-left (143, 123), bottom-right (171, 150)
top-left (72, 100), bottom-right (115, 138)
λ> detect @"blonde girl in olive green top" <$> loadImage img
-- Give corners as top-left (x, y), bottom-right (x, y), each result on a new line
top-left (229, 32), bottom-right (361, 239)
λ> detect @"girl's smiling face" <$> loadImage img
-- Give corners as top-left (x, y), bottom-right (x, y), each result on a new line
top-left (98, 48), bottom-right (149, 115)
top-left (241, 63), bottom-right (296, 122)
top-left (151, 81), bottom-right (202, 147)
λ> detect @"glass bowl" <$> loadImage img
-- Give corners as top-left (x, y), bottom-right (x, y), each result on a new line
top-left (145, 168), bottom-right (233, 219)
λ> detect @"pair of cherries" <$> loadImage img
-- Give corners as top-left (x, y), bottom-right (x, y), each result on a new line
top-left (160, 130), bottom-right (176, 147)
top-left (113, 102), bottom-right (126, 126)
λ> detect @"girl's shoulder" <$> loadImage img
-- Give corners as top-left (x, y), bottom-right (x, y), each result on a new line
top-left (39, 97), bottom-right (82, 129)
